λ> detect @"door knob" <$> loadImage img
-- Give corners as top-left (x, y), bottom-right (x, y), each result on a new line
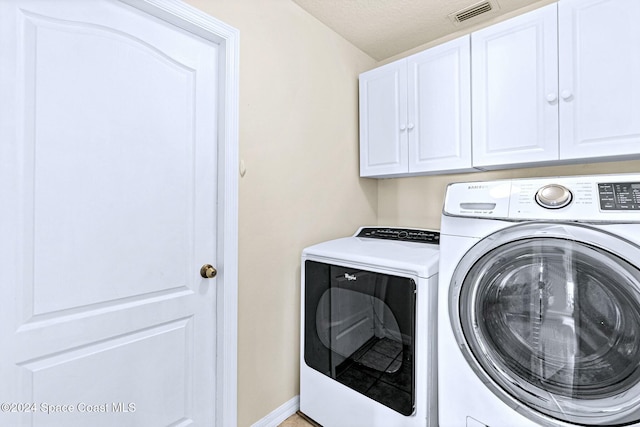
top-left (200, 264), bottom-right (217, 278)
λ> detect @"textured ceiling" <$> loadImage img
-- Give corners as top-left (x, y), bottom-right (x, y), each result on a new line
top-left (291, 0), bottom-right (549, 61)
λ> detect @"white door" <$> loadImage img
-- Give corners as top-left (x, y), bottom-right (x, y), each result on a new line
top-left (359, 60), bottom-right (408, 177)
top-left (559, 0), bottom-right (640, 160)
top-left (407, 35), bottom-right (472, 174)
top-left (471, 3), bottom-right (559, 169)
top-left (0, 1), bottom-right (219, 426)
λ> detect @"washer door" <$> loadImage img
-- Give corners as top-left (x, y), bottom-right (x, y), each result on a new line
top-left (450, 222), bottom-right (640, 426)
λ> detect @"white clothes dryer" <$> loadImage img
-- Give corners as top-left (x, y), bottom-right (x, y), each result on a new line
top-left (439, 174), bottom-right (640, 427)
top-left (300, 227), bottom-right (439, 426)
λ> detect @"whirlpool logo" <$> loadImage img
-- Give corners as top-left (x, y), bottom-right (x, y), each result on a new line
top-left (467, 184), bottom-right (489, 190)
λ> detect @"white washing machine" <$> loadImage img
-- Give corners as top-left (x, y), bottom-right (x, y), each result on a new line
top-left (300, 227), bottom-right (439, 426)
top-left (438, 174), bottom-right (640, 427)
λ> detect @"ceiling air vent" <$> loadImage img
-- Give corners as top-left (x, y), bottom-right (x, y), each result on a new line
top-left (449, 1), bottom-right (499, 25)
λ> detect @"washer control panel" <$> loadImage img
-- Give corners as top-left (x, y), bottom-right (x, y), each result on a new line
top-left (598, 182), bottom-right (640, 210)
top-left (355, 227), bottom-right (440, 244)
top-left (444, 174), bottom-right (640, 222)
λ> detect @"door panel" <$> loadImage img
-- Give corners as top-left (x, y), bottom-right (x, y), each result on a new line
top-left (29, 11), bottom-right (196, 314)
top-left (1, 1), bottom-right (218, 425)
top-left (559, 0), bottom-right (640, 159)
top-left (25, 320), bottom-right (191, 426)
top-left (408, 36), bottom-right (472, 173)
top-left (359, 60), bottom-right (408, 177)
top-left (471, 4), bottom-right (558, 168)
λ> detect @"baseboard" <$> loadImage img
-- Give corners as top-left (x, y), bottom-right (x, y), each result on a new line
top-left (250, 395), bottom-right (300, 427)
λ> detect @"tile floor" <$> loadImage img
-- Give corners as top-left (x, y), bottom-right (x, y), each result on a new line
top-left (278, 412), bottom-right (319, 427)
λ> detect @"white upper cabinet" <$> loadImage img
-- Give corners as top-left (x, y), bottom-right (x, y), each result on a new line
top-left (473, 0), bottom-right (640, 169)
top-left (559, 0), bottom-right (640, 160)
top-left (408, 36), bottom-right (473, 174)
top-left (361, 0), bottom-right (640, 176)
top-left (471, 4), bottom-right (559, 168)
top-left (359, 36), bottom-right (473, 178)
top-left (359, 60), bottom-right (408, 177)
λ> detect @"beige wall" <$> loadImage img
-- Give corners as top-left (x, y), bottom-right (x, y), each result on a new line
top-left (184, 1), bottom-right (377, 425)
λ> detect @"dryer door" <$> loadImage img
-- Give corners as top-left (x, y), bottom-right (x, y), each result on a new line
top-left (304, 260), bottom-right (416, 416)
top-left (450, 222), bottom-right (640, 426)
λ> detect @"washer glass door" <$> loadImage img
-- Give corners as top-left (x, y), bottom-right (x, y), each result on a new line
top-left (450, 223), bottom-right (640, 426)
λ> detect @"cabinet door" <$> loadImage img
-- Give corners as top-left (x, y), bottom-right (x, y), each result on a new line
top-left (407, 36), bottom-right (473, 173)
top-left (559, 0), bottom-right (640, 160)
top-left (359, 60), bottom-right (408, 177)
top-left (472, 4), bottom-right (559, 169)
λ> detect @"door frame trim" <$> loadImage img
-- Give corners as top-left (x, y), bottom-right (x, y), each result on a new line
top-left (119, 1), bottom-right (239, 425)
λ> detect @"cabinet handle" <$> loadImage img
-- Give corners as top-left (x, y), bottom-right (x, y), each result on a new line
top-left (561, 90), bottom-right (573, 101)
top-left (407, 122), bottom-right (415, 130)
top-left (400, 124), bottom-right (407, 131)
top-left (546, 93), bottom-right (558, 103)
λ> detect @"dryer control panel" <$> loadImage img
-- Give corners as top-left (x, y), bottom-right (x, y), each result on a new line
top-left (444, 173), bottom-right (640, 222)
top-left (355, 227), bottom-right (440, 244)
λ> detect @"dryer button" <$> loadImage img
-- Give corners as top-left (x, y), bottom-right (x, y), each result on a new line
top-left (535, 184), bottom-right (573, 209)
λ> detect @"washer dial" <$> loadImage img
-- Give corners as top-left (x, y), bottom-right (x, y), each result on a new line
top-left (535, 184), bottom-right (572, 209)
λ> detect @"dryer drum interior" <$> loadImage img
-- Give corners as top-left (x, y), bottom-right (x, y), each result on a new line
top-left (456, 236), bottom-right (640, 425)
